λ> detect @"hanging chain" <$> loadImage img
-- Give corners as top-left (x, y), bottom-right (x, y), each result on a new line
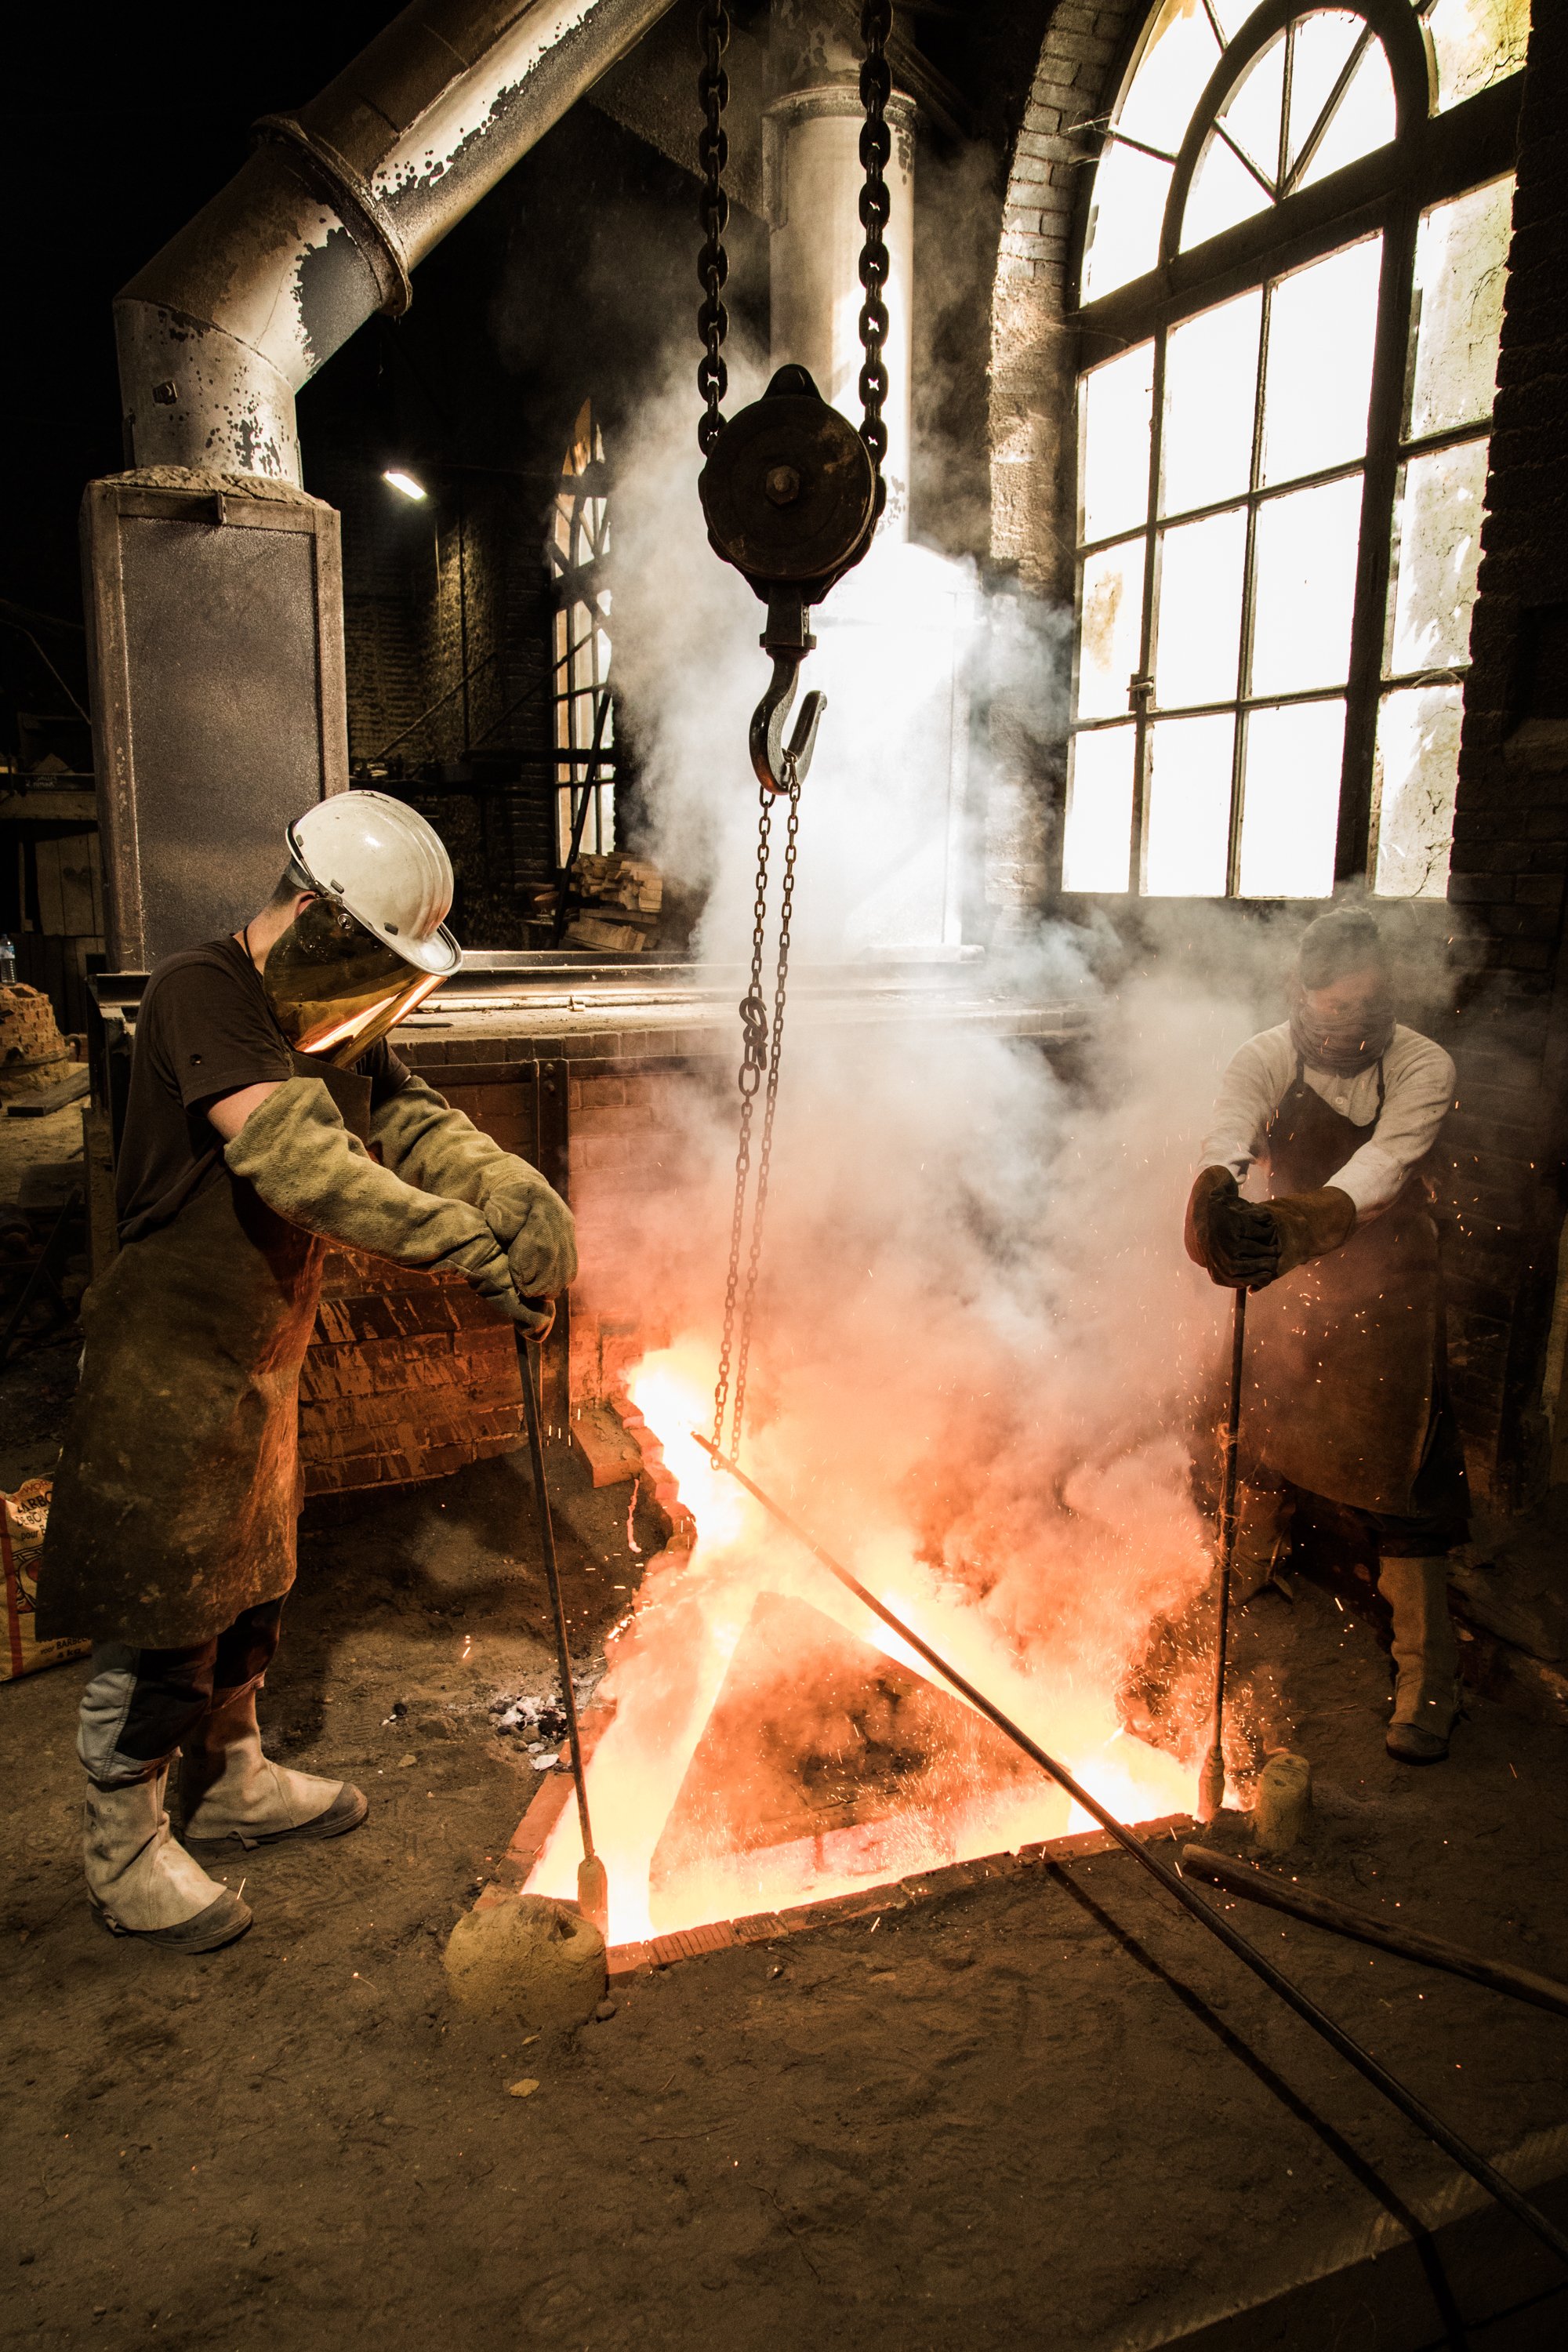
top-left (857, 2), bottom-right (893, 485)
top-left (728, 760), bottom-right (800, 1453)
top-left (705, 5), bottom-right (889, 1456)
top-left (696, 0), bottom-right (731, 456)
top-left (712, 781), bottom-right (774, 1454)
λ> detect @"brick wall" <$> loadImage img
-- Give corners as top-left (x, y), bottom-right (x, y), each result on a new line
top-left (989, 0), bottom-right (1141, 602)
top-left (1443, 0), bottom-right (1568, 1508)
top-left (983, 0), bottom-right (1140, 933)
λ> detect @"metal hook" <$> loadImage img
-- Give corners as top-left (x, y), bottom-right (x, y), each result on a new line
top-left (750, 591), bottom-right (826, 797)
top-left (750, 656), bottom-right (825, 797)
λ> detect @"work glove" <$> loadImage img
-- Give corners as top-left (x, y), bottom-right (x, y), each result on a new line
top-left (371, 1076), bottom-right (577, 1302)
top-left (223, 1076), bottom-right (535, 1323)
top-left (1258, 1185), bottom-right (1356, 1279)
top-left (1185, 1167), bottom-right (1279, 1290)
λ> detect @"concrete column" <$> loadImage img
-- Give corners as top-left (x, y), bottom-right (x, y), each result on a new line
top-left (765, 84), bottom-right (916, 539)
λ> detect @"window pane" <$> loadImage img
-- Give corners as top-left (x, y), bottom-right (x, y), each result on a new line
top-left (1374, 684), bottom-right (1463, 897)
top-left (1261, 238), bottom-right (1381, 486)
top-left (1062, 727), bottom-right (1134, 891)
top-left (1218, 31), bottom-right (1285, 189)
top-left (1428, 0), bottom-right (1530, 111)
top-left (1145, 714), bottom-right (1234, 895)
top-left (1082, 141), bottom-right (1173, 302)
top-left (1182, 129), bottom-right (1271, 252)
top-left (1296, 34), bottom-right (1396, 187)
top-left (1076, 539), bottom-right (1146, 721)
top-left (1160, 289), bottom-right (1261, 517)
top-left (1080, 342), bottom-right (1155, 543)
top-left (1409, 176), bottom-right (1513, 439)
top-left (1250, 475), bottom-right (1363, 695)
top-left (1387, 437), bottom-right (1489, 677)
top-left (1237, 700), bottom-right (1345, 898)
top-left (1155, 508), bottom-right (1247, 709)
top-left (1287, 12), bottom-right (1365, 182)
top-left (1117, 0), bottom-right (1224, 153)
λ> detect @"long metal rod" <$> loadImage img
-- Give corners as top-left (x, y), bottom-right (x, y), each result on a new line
top-left (1183, 1844), bottom-right (1568, 2024)
top-left (517, 1330), bottom-right (595, 1864)
top-left (692, 1431), bottom-right (1568, 2270)
top-left (1200, 1285), bottom-right (1248, 1822)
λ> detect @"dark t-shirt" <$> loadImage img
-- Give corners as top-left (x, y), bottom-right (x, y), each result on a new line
top-left (115, 936), bottom-right (410, 1243)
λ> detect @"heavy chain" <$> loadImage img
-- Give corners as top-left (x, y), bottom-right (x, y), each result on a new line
top-left (858, 2), bottom-right (893, 480)
top-left (728, 762), bottom-right (800, 1453)
top-left (696, 0), bottom-right (731, 456)
top-left (712, 779), bottom-right (774, 1454)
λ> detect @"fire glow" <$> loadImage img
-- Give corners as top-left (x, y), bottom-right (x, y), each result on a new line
top-left (525, 1340), bottom-right (1196, 1947)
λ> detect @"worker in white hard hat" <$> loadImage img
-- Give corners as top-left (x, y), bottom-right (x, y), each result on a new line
top-left (36, 793), bottom-right (576, 1953)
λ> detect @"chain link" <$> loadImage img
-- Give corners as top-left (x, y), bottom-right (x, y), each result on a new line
top-left (696, 0), bottom-right (731, 456)
top-left (712, 781), bottom-right (773, 1454)
top-left (857, 2), bottom-right (893, 478)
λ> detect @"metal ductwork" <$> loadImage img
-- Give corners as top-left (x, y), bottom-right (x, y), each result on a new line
top-left (91, 0), bottom-right (681, 971)
top-left (117, 0), bottom-right (679, 481)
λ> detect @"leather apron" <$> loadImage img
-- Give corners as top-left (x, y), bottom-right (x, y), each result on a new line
top-left (36, 1058), bottom-right (370, 1650)
top-left (1241, 1062), bottom-right (1439, 1518)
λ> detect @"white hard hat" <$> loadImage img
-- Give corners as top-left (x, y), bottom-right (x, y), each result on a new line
top-left (287, 792), bottom-right (461, 977)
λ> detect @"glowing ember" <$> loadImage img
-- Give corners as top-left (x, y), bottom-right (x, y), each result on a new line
top-left (525, 1342), bottom-right (1196, 1945)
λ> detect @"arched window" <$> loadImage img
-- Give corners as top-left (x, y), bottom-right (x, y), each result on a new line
top-left (1062, 0), bottom-right (1528, 900)
top-left (548, 399), bottom-right (615, 868)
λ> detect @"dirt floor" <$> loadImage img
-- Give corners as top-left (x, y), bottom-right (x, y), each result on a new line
top-left (7, 1134), bottom-right (1568, 2347)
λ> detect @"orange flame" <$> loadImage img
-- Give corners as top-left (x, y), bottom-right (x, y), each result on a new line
top-left (526, 1341), bottom-right (1196, 1945)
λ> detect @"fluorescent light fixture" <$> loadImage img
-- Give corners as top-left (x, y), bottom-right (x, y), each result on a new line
top-left (383, 467), bottom-right (428, 502)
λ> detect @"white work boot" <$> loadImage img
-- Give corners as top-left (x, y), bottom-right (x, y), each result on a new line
top-left (181, 1686), bottom-right (368, 1853)
top-left (85, 1767), bottom-right (252, 1952)
top-left (1379, 1555), bottom-right (1461, 1764)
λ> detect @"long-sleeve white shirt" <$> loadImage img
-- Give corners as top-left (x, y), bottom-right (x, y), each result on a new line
top-left (1200, 1022), bottom-right (1456, 1218)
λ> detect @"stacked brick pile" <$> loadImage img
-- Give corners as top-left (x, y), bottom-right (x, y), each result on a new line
top-left (297, 1246), bottom-right (522, 1494)
top-left (0, 984), bottom-right (71, 1099)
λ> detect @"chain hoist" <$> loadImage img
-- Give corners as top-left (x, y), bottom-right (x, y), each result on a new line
top-left (702, 2), bottom-right (895, 1460)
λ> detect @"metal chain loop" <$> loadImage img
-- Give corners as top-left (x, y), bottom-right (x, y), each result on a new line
top-left (696, 0), bottom-right (731, 456)
top-left (729, 758), bottom-right (800, 1453)
top-left (704, 9), bottom-right (888, 1454)
top-left (712, 781), bottom-right (773, 1453)
top-left (857, 2), bottom-right (893, 477)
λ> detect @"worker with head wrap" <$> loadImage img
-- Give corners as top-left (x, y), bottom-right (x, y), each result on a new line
top-left (35, 795), bottom-right (576, 1952)
top-left (1185, 906), bottom-right (1466, 1764)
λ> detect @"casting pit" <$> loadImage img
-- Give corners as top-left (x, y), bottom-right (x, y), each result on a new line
top-left (501, 1345), bottom-right (1202, 1965)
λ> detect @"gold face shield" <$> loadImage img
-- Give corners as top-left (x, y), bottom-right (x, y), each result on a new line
top-left (263, 897), bottom-right (446, 1065)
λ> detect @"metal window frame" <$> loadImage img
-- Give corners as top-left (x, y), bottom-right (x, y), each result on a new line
top-left (547, 412), bottom-right (615, 872)
top-left (1062, 0), bottom-right (1523, 903)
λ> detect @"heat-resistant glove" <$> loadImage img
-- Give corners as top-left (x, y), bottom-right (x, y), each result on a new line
top-left (370, 1076), bottom-right (577, 1305)
top-left (1259, 1185), bottom-right (1357, 1279)
top-left (1185, 1167), bottom-right (1279, 1290)
top-left (223, 1076), bottom-right (534, 1323)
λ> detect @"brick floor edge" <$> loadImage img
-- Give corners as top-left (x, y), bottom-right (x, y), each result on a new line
top-left (476, 1740), bottom-right (1195, 1979)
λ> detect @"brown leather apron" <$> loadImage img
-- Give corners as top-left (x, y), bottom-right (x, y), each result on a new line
top-left (36, 1058), bottom-right (370, 1650)
top-left (1242, 1062), bottom-right (1439, 1518)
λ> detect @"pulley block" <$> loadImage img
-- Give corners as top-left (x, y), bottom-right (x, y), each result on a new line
top-left (699, 365), bottom-right (884, 795)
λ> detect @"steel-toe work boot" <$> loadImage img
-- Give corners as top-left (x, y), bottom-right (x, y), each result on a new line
top-left (182, 1688), bottom-right (368, 1851)
top-left (84, 1766), bottom-right (252, 1951)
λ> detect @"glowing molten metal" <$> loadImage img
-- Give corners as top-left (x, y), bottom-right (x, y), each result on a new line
top-left (524, 1342), bottom-right (1196, 1947)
